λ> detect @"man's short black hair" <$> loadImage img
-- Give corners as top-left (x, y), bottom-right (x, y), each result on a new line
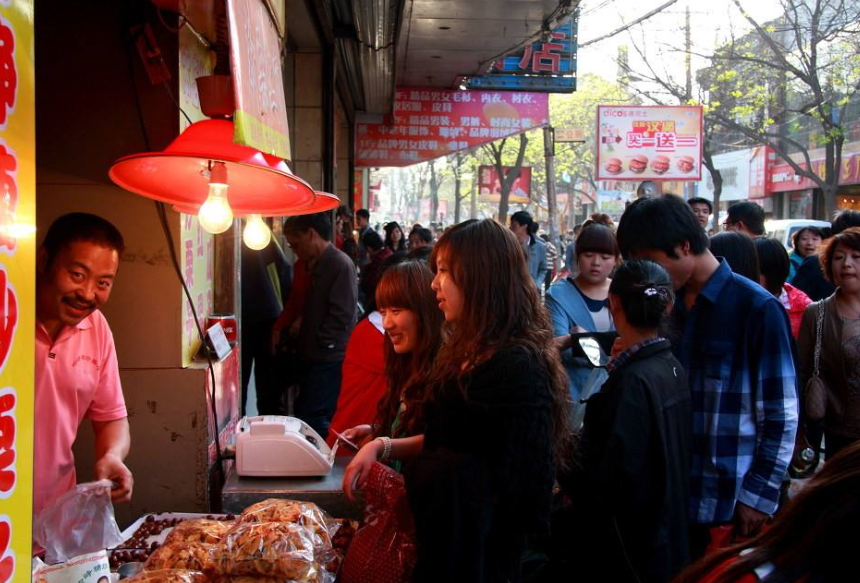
top-left (362, 230), bottom-right (383, 251)
top-left (727, 201), bottom-right (765, 235)
top-left (356, 208), bottom-right (370, 221)
top-left (832, 210), bottom-right (860, 235)
top-left (617, 194), bottom-right (709, 259)
top-left (510, 210), bottom-right (532, 227)
top-left (285, 212), bottom-right (332, 241)
top-left (410, 227), bottom-right (433, 244)
top-left (41, 212), bottom-right (125, 266)
top-left (687, 197), bottom-right (713, 214)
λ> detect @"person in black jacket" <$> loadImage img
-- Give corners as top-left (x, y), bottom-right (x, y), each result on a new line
top-left (561, 259), bottom-right (692, 583)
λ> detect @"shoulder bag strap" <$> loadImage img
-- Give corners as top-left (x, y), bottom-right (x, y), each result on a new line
top-left (813, 300), bottom-right (826, 378)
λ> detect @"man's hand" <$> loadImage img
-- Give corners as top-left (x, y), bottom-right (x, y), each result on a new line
top-left (94, 452), bottom-right (133, 504)
top-left (735, 502), bottom-right (769, 537)
top-left (270, 328), bottom-right (281, 356)
top-left (289, 318), bottom-right (302, 337)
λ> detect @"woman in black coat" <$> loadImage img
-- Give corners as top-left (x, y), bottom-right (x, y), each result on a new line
top-left (561, 259), bottom-right (692, 583)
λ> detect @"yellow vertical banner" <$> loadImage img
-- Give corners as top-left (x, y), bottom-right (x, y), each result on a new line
top-left (0, 2), bottom-right (35, 582)
top-left (178, 26), bottom-right (215, 367)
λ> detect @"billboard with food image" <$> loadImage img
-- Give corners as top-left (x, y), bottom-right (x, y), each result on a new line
top-left (596, 105), bottom-right (703, 181)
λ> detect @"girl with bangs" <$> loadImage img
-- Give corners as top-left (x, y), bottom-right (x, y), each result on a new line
top-left (335, 260), bottom-right (444, 453)
top-left (345, 219), bottom-right (571, 583)
top-left (546, 223), bottom-right (620, 404)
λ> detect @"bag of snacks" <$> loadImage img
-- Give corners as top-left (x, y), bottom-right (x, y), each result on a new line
top-left (124, 569), bottom-right (207, 583)
top-left (163, 519), bottom-right (232, 545)
top-left (213, 521), bottom-right (319, 582)
top-left (339, 463), bottom-right (416, 583)
top-left (144, 542), bottom-right (215, 572)
top-left (237, 499), bottom-right (331, 543)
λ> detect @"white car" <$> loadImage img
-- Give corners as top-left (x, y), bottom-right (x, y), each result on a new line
top-left (765, 219), bottom-right (830, 250)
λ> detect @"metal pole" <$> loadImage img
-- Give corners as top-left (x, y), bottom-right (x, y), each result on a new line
top-left (543, 126), bottom-right (560, 258)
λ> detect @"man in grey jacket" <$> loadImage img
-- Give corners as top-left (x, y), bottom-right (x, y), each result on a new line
top-left (284, 212), bottom-right (357, 439)
top-left (510, 210), bottom-right (547, 291)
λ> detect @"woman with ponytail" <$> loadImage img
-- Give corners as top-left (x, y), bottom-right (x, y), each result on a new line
top-left (560, 259), bottom-right (692, 583)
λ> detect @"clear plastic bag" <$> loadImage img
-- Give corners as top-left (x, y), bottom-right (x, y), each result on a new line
top-left (163, 519), bottom-right (232, 545)
top-left (33, 480), bottom-right (125, 564)
top-left (144, 542), bottom-right (215, 572)
top-left (237, 499), bottom-right (332, 545)
top-left (213, 521), bottom-right (319, 581)
top-left (124, 569), bottom-right (208, 583)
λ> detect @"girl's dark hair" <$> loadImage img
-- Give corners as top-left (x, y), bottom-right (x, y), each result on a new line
top-left (581, 212), bottom-right (615, 230)
top-left (791, 226), bottom-right (823, 252)
top-left (754, 237), bottom-right (790, 297)
top-left (384, 221), bottom-right (406, 252)
top-left (709, 231), bottom-right (761, 282)
top-left (374, 260), bottom-right (444, 438)
top-left (429, 219), bottom-right (572, 468)
top-left (608, 260), bottom-right (674, 329)
top-left (674, 439), bottom-right (860, 583)
top-left (820, 227), bottom-right (860, 283)
top-left (511, 210), bottom-right (539, 236)
top-left (575, 223), bottom-right (620, 258)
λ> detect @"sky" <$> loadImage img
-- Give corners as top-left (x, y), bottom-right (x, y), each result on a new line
top-left (576, 0), bottom-right (786, 87)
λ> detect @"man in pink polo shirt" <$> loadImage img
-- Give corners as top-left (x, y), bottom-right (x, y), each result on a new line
top-left (34, 213), bottom-right (133, 519)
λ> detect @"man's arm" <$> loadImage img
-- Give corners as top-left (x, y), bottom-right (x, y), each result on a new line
top-left (318, 257), bottom-right (358, 349)
top-left (92, 418), bottom-right (133, 503)
top-left (535, 243), bottom-right (548, 286)
top-left (738, 298), bottom-right (798, 530)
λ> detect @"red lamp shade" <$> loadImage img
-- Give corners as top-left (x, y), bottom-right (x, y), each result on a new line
top-left (108, 119), bottom-right (316, 215)
top-left (172, 190), bottom-right (341, 217)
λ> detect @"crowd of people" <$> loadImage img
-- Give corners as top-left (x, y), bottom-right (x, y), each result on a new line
top-left (244, 198), bottom-right (860, 583)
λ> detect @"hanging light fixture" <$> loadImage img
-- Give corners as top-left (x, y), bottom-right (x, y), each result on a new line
top-left (108, 119), bottom-right (317, 227)
top-left (242, 214), bottom-right (271, 250)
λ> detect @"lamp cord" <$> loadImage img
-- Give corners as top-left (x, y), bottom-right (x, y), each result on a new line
top-left (123, 17), bottom-right (226, 486)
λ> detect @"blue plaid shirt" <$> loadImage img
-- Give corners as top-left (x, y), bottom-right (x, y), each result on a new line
top-left (672, 260), bottom-right (798, 524)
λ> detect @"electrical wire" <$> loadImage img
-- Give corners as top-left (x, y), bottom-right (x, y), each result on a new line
top-left (123, 17), bottom-right (226, 485)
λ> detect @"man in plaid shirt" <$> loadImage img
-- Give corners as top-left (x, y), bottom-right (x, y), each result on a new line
top-left (617, 195), bottom-right (798, 556)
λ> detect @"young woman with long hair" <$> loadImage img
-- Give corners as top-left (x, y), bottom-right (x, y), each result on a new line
top-left (344, 219), bottom-right (571, 583)
top-left (384, 221), bottom-right (408, 258)
top-left (333, 260), bottom-right (443, 448)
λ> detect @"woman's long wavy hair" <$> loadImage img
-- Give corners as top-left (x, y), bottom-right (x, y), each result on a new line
top-left (673, 439), bottom-right (860, 583)
top-left (428, 219), bottom-right (573, 468)
top-left (374, 260), bottom-right (444, 438)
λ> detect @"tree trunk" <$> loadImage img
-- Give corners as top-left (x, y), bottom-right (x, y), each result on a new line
top-left (823, 137), bottom-right (843, 220)
top-left (429, 159), bottom-right (439, 223)
top-left (702, 146), bottom-right (722, 233)
top-left (497, 134), bottom-right (529, 224)
top-left (454, 173), bottom-right (462, 224)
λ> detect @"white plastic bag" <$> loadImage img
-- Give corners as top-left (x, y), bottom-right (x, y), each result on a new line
top-left (33, 480), bottom-right (125, 564)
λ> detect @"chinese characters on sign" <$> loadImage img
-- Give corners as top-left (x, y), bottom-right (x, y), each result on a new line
top-left (596, 105), bottom-right (703, 181)
top-left (0, 3), bottom-right (35, 583)
top-left (356, 88), bottom-right (549, 167)
top-left (468, 17), bottom-right (578, 92)
top-left (227, 0), bottom-right (291, 160)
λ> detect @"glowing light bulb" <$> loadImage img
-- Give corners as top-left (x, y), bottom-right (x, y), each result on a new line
top-left (243, 214), bottom-right (271, 250)
top-left (198, 162), bottom-right (233, 234)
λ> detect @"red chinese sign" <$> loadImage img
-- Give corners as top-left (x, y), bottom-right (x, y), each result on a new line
top-left (478, 165), bottom-right (531, 203)
top-left (227, 0), bottom-right (291, 160)
top-left (596, 105), bottom-right (703, 181)
top-left (749, 146), bottom-right (774, 199)
top-left (355, 88), bottom-right (549, 167)
top-left (769, 152), bottom-right (860, 193)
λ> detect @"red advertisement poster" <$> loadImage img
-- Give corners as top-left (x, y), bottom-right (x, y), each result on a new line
top-left (478, 165), bottom-right (531, 203)
top-left (356, 88), bottom-right (549, 167)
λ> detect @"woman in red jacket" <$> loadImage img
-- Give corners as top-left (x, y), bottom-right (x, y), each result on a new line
top-left (330, 260), bottom-right (443, 449)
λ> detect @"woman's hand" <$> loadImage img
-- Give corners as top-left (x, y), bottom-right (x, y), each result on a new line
top-left (342, 424), bottom-right (376, 448)
top-left (343, 439), bottom-right (383, 502)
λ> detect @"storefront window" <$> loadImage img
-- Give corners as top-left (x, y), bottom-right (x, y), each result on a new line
top-left (790, 190), bottom-right (814, 218)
